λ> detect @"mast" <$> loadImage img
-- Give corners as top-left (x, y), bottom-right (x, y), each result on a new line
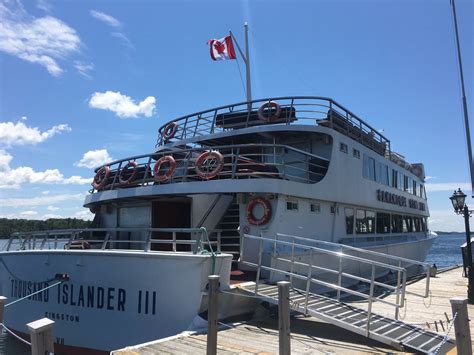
top-left (450, 0), bottom-right (474, 195)
top-left (230, 23), bottom-right (252, 103)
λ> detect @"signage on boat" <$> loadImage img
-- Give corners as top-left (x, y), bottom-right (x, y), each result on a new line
top-left (376, 189), bottom-right (425, 211)
top-left (9, 279), bottom-right (158, 321)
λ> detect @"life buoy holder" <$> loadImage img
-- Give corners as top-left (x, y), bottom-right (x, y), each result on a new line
top-left (162, 122), bottom-right (178, 142)
top-left (195, 151), bottom-right (224, 180)
top-left (119, 161), bottom-right (138, 184)
top-left (246, 197), bottom-right (272, 226)
top-left (257, 101), bottom-right (282, 123)
top-left (153, 155), bottom-right (176, 182)
top-left (92, 166), bottom-right (111, 190)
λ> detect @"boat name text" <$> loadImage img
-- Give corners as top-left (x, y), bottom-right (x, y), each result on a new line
top-left (376, 190), bottom-right (426, 211)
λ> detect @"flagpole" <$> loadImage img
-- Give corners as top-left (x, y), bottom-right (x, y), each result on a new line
top-left (450, 0), bottom-right (474, 195)
top-left (230, 23), bottom-right (252, 104)
top-left (244, 22), bottom-right (252, 104)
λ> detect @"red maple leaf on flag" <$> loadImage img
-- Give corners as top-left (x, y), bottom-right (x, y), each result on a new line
top-left (213, 41), bottom-right (225, 54)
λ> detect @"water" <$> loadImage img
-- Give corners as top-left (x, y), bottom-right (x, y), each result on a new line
top-left (0, 233), bottom-right (467, 354)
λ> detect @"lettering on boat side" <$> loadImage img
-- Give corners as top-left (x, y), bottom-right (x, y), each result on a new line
top-left (9, 278), bottom-right (158, 315)
top-left (376, 189), bottom-right (426, 211)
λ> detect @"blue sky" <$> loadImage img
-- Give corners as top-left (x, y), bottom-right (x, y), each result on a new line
top-left (0, 0), bottom-right (472, 231)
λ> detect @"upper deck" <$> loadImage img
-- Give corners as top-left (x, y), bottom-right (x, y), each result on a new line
top-left (157, 96), bottom-right (391, 156)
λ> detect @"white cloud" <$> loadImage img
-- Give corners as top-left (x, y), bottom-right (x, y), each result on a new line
top-left (428, 209), bottom-right (465, 233)
top-left (75, 209), bottom-right (94, 220)
top-left (90, 10), bottom-right (121, 28)
top-left (47, 205), bottom-right (59, 211)
top-left (42, 213), bottom-right (63, 219)
top-left (111, 31), bottom-right (134, 49)
top-left (75, 149), bottom-right (113, 169)
top-left (20, 116), bottom-right (27, 120)
top-left (74, 61), bottom-right (94, 78)
top-left (89, 91), bottom-right (156, 118)
top-left (0, 2), bottom-right (82, 76)
top-left (0, 150), bottom-right (90, 189)
top-left (19, 210), bottom-right (38, 216)
top-left (37, 0), bottom-right (51, 13)
top-left (425, 182), bottom-right (471, 192)
top-left (42, 190), bottom-right (50, 195)
top-left (0, 121), bottom-right (71, 146)
top-left (0, 193), bottom-right (85, 207)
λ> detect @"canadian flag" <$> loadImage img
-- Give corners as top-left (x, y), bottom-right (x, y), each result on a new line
top-left (207, 36), bottom-right (236, 61)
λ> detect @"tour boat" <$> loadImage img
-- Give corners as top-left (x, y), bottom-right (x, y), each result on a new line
top-left (0, 96), bottom-right (435, 353)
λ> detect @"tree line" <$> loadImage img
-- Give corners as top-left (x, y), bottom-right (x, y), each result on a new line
top-left (0, 218), bottom-right (92, 239)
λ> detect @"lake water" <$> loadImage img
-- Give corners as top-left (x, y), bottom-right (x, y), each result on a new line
top-left (0, 233), bottom-right (467, 354)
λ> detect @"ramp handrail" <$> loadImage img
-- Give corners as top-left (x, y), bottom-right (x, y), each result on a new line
top-left (276, 233), bottom-right (432, 298)
top-left (241, 234), bottom-right (408, 333)
top-left (5, 227), bottom-right (222, 254)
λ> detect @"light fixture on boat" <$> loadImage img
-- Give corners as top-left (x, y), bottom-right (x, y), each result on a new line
top-left (450, 188), bottom-right (474, 303)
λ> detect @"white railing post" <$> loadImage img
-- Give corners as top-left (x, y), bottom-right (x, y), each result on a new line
top-left (207, 275), bottom-right (220, 355)
top-left (366, 265), bottom-right (375, 336)
top-left (395, 260), bottom-right (402, 319)
top-left (450, 297), bottom-right (472, 355)
top-left (27, 318), bottom-right (55, 355)
top-left (0, 296), bottom-right (6, 324)
top-left (304, 250), bottom-right (313, 314)
top-left (172, 232), bottom-right (177, 252)
top-left (337, 257), bottom-right (343, 301)
top-left (255, 237), bottom-right (263, 294)
top-left (289, 237), bottom-right (295, 285)
top-left (278, 281), bottom-right (291, 355)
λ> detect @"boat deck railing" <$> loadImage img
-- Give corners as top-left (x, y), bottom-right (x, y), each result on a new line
top-left (89, 143), bottom-right (330, 194)
top-left (4, 227), bottom-right (226, 254)
top-left (156, 96), bottom-right (392, 158)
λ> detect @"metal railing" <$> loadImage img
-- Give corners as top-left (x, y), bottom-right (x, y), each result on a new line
top-left (89, 143), bottom-right (330, 193)
top-left (241, 234), bottom-right (409, 334)
top-left (5, 227), bottom-right (223, 254)
top-left (156, 97), bottom-right (392, 160)
top-left (275, 233), bottom-right (432, 300)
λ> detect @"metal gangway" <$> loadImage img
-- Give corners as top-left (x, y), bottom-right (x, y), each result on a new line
top-left (239, 234), bottom-right (455, 354)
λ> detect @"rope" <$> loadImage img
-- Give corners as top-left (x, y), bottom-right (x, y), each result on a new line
top-left (432, 311), bottom-right (457, 355)
top-left (0, 257), bottom-right (59, 284)
top-left (0, 322), bottom-right (31, 346)
top-left (200, 227), bottom-right (216, 274)
top-left (5, 280), bottom-right (64, 308)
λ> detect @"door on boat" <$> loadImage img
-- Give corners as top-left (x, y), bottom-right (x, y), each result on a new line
top-left (152, 199), bottom-right (191, 251)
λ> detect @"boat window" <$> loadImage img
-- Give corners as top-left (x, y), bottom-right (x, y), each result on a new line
top-left (397, 172), bottom-right (403, 190)
top-left (353, 149), bottom-right (360, 159)
top-left (345, 208), bottom-right (354, 234)
top-left (403, 175), bottom-right (409, 192)
top-left (310, 203), bottom-right (321, 213)
top-left (402, 216), bottom-right (413, 232)
top-left (413, 180), bottom-right (417, 196)
top-left (414, 217), bottom-right (421, 232)
top-left (340, 143), bottom-right (348, 153)
top-left (363, 155), bottom-right (376, 181)
top-left (419, 184), bottom-right (425, 199)
top-left (392, 169), bottom-right (398, 188)
top-left (380, 165), bottom-right (389, 186)
top-left (356, 209), bottom-right (375, 234)
top-left (376, 212), bottom-right (391, 233)
top-left (286, 201), bottom-right (298, 211)
top-left (421, 218), bottom-right (427, 232)
top-left (391, 214), bottom-right (403, 233)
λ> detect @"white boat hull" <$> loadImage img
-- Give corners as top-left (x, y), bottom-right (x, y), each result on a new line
top-left (0, 250), bottom-right (232, 352)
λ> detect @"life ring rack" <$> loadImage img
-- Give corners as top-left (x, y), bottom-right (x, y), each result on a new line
top-left (92, 166), bottom-right (111, 191)
top-left (195, 151), bottom-right (224, 180)
top-left (153, 155), bottom-right (177, 182)
top-left (162, 122), bottom-right (179, 142)
top-left (246, 196), bottom-right (272, 226)
top-left (119, 161), bottom-right (138, 184)
top-left (257, 101), bottom-right (282, 123)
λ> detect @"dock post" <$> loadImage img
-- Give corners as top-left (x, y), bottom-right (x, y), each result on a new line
top-left (27, 318), bottom-right (55, 355)
top-left (278, 281), bottom-right (291, 355)
top-left (207, 275), bottom-right (219, 355)
top-left (450, 297), bottom-right (472, 355)
top-left (0, 296), bottom-right (6, 324)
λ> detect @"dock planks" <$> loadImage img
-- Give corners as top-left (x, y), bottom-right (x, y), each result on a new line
top-left (113, 266), bottom-right (469, 354)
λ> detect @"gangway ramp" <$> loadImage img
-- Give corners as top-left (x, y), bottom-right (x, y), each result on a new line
top-left (239, 283), bottom-right (455, 354)
top-left (240, 234), bottom-right (455, 354)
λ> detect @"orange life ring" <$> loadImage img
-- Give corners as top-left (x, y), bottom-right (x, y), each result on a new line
top-left (92, 166), bottom-right (111, 190)
top-left (257, 101), bottom-right (282, 123)
top-left (162, 122), bottom-right (178, 141)
top-left (119, 161), bottom-right (138, 184)
top-left (246, 197), bottom-right (272, 226)
top-left (153, 155), bottom-right (176, 182)
top-left (195, 151), bottom-right (224, 180)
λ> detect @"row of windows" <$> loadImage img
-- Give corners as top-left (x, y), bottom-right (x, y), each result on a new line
top-left (345, 208), bottom-right (427, 234)
top-left (363, 154), bottom-right (426, 199)
top-left (286, 201), bottom-right (321, 213)
top-left (340, 143), bottom-right (361, 159)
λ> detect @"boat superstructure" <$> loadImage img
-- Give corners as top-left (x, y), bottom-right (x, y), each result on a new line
top-left (0, 96), bottom-right (435, 353)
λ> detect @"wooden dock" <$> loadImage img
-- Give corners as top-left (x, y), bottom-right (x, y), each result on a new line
top-left (112, 267), bottom-right (470, 354)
